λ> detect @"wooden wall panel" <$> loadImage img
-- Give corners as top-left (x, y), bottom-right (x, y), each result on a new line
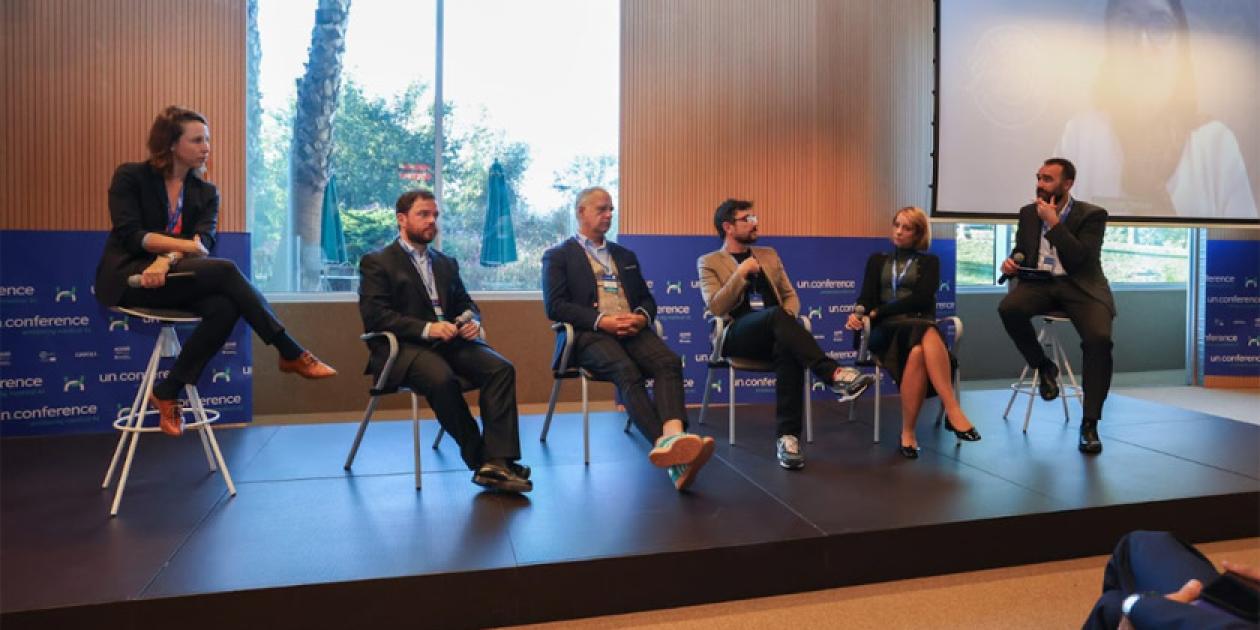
top-left (1, 0), bottom-right (245, 232)
top-left (621, 0), bottom-right (936, 238)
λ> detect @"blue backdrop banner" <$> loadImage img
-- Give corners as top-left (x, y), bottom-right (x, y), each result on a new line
top-left (1204, 239), bottom-right (1260, 378)
top-left (618, 235), bottom-right (956, 404)
top-left (0, 230), bottom-right (253, 437)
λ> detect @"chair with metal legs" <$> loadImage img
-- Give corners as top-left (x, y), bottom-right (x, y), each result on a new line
top-left (850, 314), bottom-right (964, 443)
top-left (539, 320), bottom-right (663, 464)
top-left (1003, 312), bottom-right (1083, 432)
top-left (343, 330), bottom-right (478, 489)
top-left (101, 307), bottom-right (236, 517)
top-left (696, 312), bottom-right (814, 446)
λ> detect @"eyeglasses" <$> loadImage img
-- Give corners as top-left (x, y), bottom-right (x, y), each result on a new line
top-left (733, 214), bottom-right (758, 224)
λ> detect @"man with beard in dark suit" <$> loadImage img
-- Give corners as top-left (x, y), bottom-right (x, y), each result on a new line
top-left (998, 158), bottom-right (1116, 455)
top-left (359, 189), bottom-right (531, 493)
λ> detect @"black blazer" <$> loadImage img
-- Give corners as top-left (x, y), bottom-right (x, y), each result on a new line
top-left (855, 251), bottom-right (940, 325)
top-left (358, 240), bottom-right (480, 390)
top-left (541, 237), bottom-right (656, 368)
top-left (94, 162), bottom-right (220, 306)
top-left (1012, 199), bottom-right (1116, 316)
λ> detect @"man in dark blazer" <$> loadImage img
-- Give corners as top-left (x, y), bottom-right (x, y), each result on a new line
top-left (998, 158), bottom-right (1115, 454)
top-left (359, 189), bottom-right (530, 493)
top-left (541, 187), bottom-right (715, 491)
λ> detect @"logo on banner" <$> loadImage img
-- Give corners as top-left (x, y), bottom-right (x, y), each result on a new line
top-left (678, 331), bottom-right (692, 344)
top-left (1206, 275), bottom-right (1235, 285)
top-left (709, 380), bottom-right (722, 394)
top-left (833, 330), bottom-right (846, 343)
top-left (657, 305), bottom-right (691, 317)
top-left (807, 307), bottom-right (823, 320)
top-left (939, 281), bottom-right (951, 292)
top-left (212, 368), bottom-right (232, 383)
top-left (665, 281), bottom-right (683, 295)
top-left (0, 351), bottom-right (10, 367)
top-left (795, 279), bottom-right (856, 291)
top-left (1206, 334), bottom-right (1238, 344)
top-left (38, 351), bottom-right (57, 363)
top-left (812, 381), bottom-right (828, 391)
top-left (0, 376), bottom-right (44, 393)
top-left (108, 315), bottom-right (129, 332)
top-left (1250, 336), bottom-right (1260, 348)
top-left (63, 376), bottom-right (85, 392)
top-left (1246, 277), bottom-right (1258, 289)
top-left (221, 341), bottom-right (238, 356)
top-left (827, 304), bottom-right (857, 314)
top-left (54, 286), bottom-right (77, 303)
top-left (0, 403), bottom-right (99, 422)
top-left (113, 346), bottom-right (131, 360)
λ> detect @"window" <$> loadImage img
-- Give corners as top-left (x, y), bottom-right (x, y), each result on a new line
top-left (955, 223), bottom-right (1190, 287)
top-left (248, 0), bottom-right (619, 293)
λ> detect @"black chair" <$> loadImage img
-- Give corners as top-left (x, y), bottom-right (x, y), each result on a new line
top-left (343, 330), bottom-right (478, 489)
top-left (540, 320), bottom-right (663, 464)
top-left (850, 314), bottom-right (964, 443)
top-left (697, 311), bottom-right (815, 446)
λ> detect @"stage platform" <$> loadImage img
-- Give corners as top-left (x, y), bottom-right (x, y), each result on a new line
top-left (3, 390), bottom-right (1257, 629)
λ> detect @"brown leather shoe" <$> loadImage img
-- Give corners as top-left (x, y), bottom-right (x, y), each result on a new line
top-left (149, 394), bottom-right (184, 436)
top-left (278, 351), bottom-right (337, 379)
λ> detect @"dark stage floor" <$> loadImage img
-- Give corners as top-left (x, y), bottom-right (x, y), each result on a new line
top-left (3, 390), bottom-right (1257, 629)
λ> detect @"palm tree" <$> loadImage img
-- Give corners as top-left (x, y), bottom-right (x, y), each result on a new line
top-left (289, 0), bottom-right (351, 290)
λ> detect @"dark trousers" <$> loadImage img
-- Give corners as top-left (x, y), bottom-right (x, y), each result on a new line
top-left (723, 307), bottom-right (840, 437)
top-left (1083, 531), bottom-right (1223, 630)
top-left (118, 257), bottom-right (284, 386)
top-left (401, 339), bottom-right (520, 470)
top-left (573, 327), bottom-right (686, 445)
top-left (998, 278), bottom-right (1114, 421)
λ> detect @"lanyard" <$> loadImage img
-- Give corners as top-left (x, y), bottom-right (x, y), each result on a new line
top-left (166, 185), bottom-right (185, 234)
top-left (581, 238), bottom-right (614, 275)
top-left (891, 252), bottom-right (915, 294)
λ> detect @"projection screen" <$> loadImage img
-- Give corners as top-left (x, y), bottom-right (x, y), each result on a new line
top-left (933, 0), bottom-right (1260, 224)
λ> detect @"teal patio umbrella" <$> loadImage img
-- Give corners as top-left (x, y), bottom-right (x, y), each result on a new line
top-left (479, 160), bottom-right (518, 267)
top-left (320, 175), bottom-right (347, 264)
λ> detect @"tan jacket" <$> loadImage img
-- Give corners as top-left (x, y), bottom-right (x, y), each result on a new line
top-left (697, 246), bottom-right (799, 318)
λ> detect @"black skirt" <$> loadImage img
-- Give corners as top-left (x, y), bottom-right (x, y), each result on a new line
top-left (868, 316), bottom-right (957, 398)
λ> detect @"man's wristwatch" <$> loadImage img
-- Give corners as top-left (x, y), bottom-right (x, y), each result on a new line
top-left (1122, 592), bottom-right (1160, 617)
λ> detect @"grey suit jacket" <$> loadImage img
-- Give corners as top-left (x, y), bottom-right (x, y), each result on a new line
top-left (697, 246), bottom-right (799, 318)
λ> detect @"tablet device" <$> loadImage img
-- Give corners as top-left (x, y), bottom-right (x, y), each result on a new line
top-left (1016, 267), bottom-right (1054, 281)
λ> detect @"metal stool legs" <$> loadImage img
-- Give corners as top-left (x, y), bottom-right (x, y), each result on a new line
top-left (102, 325), bottom-right (235, 517)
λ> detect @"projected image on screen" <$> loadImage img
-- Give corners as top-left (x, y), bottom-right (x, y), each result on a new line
top-left (936, 0), bottom-right (1259, 222)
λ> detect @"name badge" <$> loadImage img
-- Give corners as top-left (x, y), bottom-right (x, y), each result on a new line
top-left (433, 297), bottom-right (445, 321)
top-left (748, 290), bottom-right (765, 311)
top-left (601, 273), bottom-right (619, 294)
top-left (1040, 256), bottom-right (1057, 271)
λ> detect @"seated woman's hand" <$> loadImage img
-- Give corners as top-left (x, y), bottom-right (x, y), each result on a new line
top-left (141, 258), bottom-right (170, 288)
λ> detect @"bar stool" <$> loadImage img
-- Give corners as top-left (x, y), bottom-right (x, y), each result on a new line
top-left (1003, 312), bottom-right (1084, 432)
top-left (101, 307), bottom-right (236, 517)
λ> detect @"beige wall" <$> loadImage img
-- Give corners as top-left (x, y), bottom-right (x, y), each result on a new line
top-left (0, 0), bottom-right (246, 232)
top-left (620, 0), bottom-right (937, 238)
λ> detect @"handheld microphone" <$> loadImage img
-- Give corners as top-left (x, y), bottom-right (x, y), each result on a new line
top-left (997, 252), bottom-right (1025, 285)
top-left (453, 310), bottom-right (475, 326)
top-left (854, 305), bottom-right (867, 317)
top-left (852, 305), bottom-right (867, 351)
top-left (127, 271), bottom-right (195, 288)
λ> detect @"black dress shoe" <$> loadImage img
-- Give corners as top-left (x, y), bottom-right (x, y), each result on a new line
top-left (508, 462), bottom-right (531, 480)
top-left (942, 416), bottom-right (982, 442)
top-left (1037, 362), bottom-right (1060, 401)
top-left (1079, 420), bottom-right (1103, 454)
top-left (472, 463), bottom-right (533, 493)
top-left (898, 444), bottom-right (920, 459)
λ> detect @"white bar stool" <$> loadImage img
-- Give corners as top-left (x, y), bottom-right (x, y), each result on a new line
top-left (1002, 312), bottom-right (1084, 432)
top-left (101, 307), bottom-right (237, 516)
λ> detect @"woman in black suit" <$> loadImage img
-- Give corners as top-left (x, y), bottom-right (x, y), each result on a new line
top-left (95, 106), bottom-right (335, 436)
top-left (845, 206), bottom-right (979, 458)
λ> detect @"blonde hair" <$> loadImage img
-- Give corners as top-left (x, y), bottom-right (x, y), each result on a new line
top-left (894, 206), bottom-right (931, 251)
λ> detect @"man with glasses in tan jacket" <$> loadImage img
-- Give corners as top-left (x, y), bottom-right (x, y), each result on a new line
top-left (697, 199), bottom-right (874, 470)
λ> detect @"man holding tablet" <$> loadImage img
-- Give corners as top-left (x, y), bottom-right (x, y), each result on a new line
top-left (998, 158), bottom-right (1115, 455)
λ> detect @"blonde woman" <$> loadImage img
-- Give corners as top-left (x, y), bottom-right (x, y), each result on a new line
top-left (845, 207), bottom-right (979, 458)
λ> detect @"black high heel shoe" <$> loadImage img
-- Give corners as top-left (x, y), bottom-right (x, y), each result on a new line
top-left (898, 443), bottom-right (921, 459)
top-left (942, 416), bottom-right (981, 442)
